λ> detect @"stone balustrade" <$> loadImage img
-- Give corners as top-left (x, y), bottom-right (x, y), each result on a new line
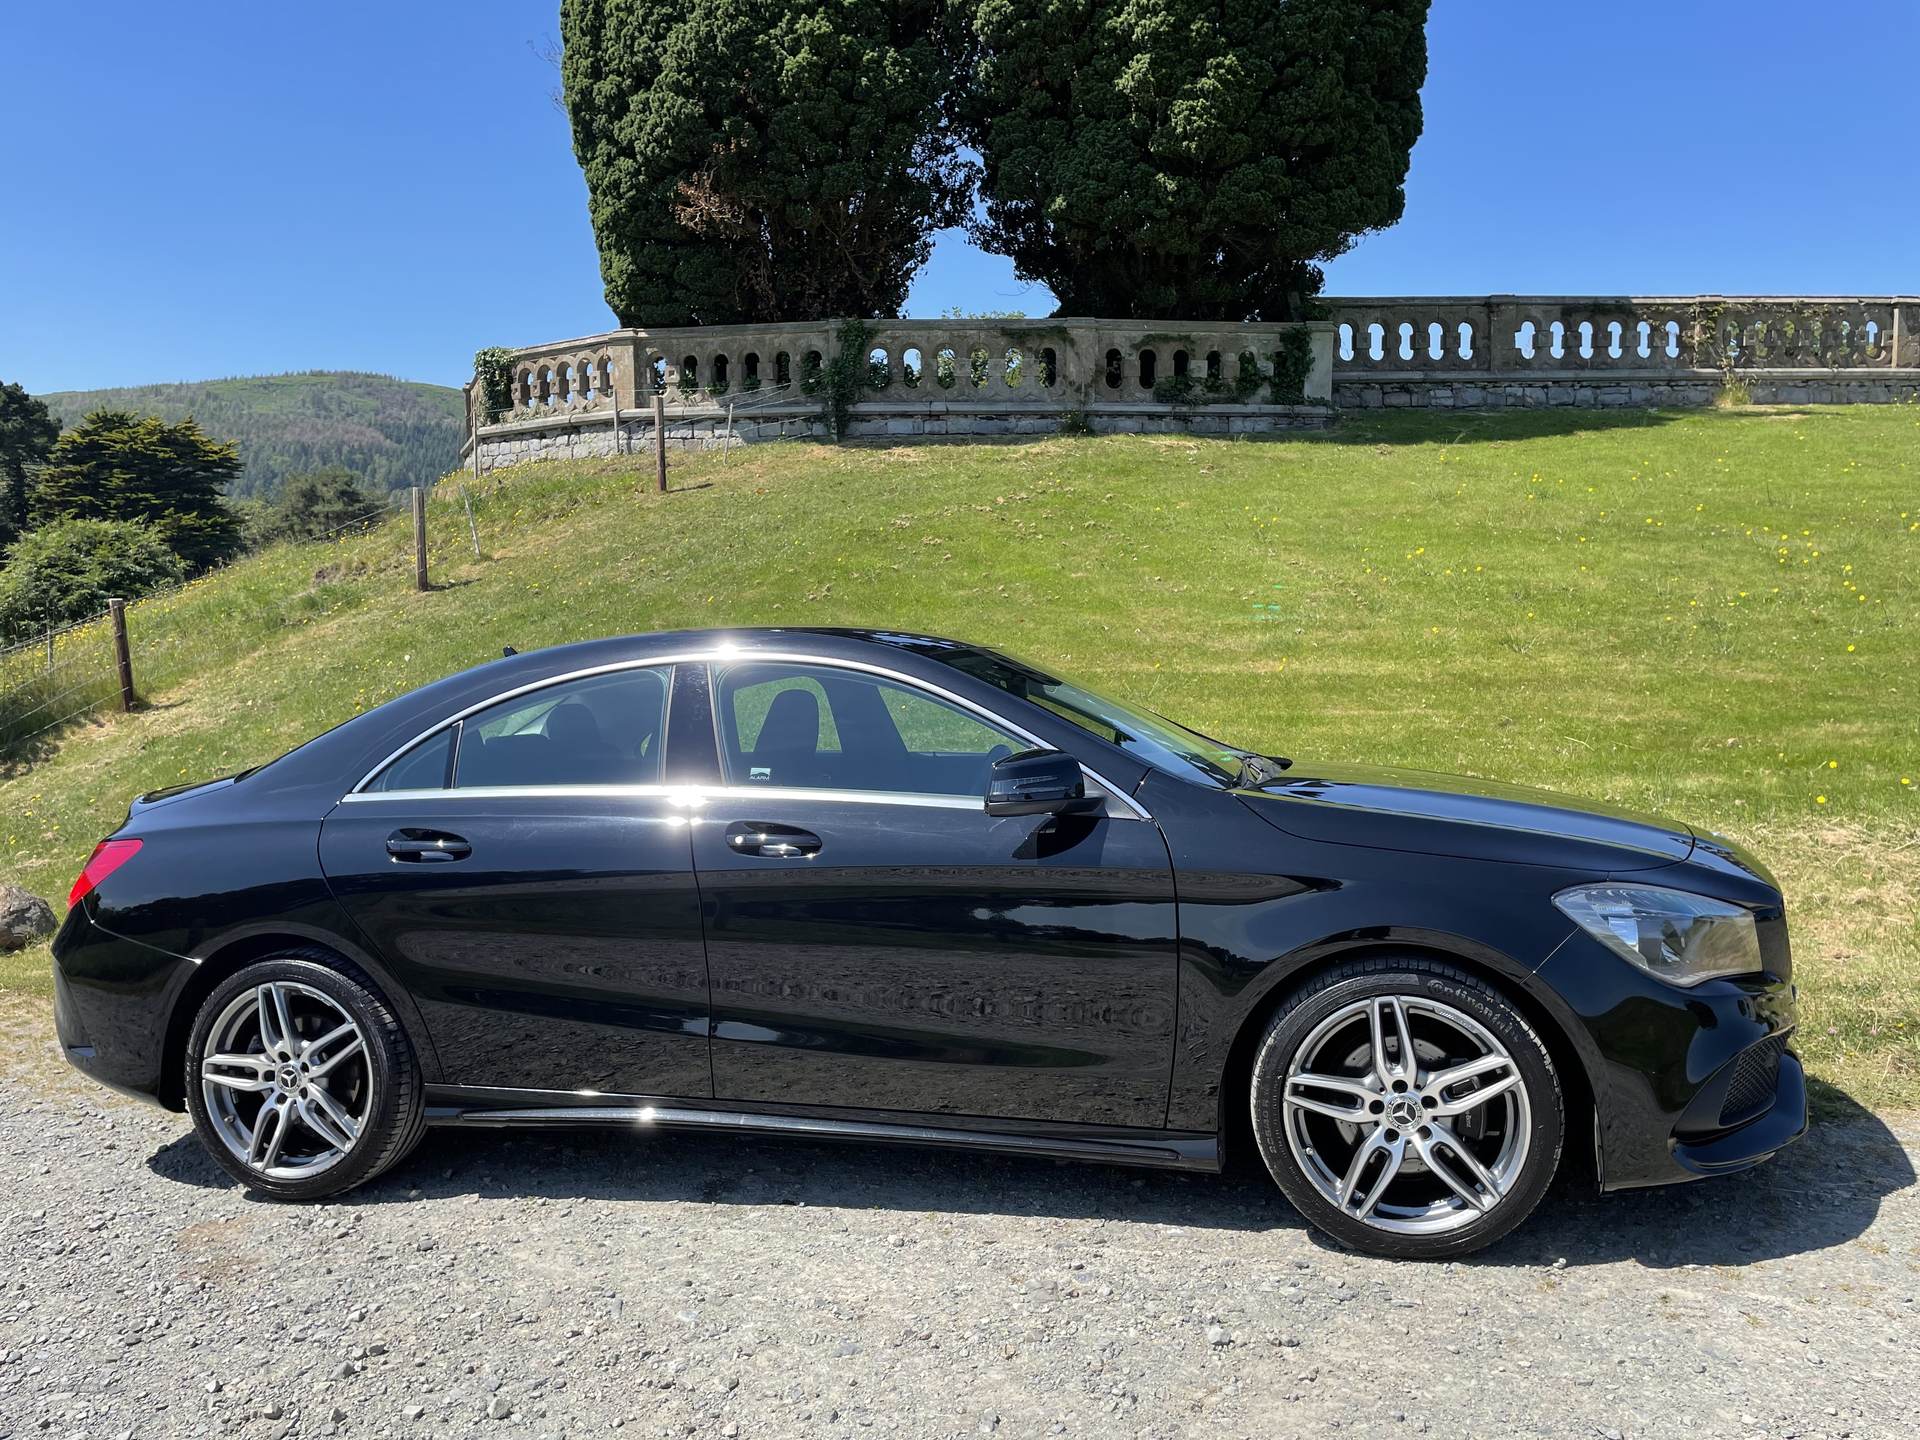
top-left (464, 318), bottom-right (1337, 466)
top-left (463, 297), bottom-right (1920, 469)
top-left (1320, 295), bottom-right (1917, 409)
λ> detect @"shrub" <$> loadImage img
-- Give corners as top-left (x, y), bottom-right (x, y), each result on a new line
top-left (31, 409), bottom-right (242, 571)
top-left (0, 519), bottom-right (187, 642)
top-left (267, 466), bottom-right (386, 544)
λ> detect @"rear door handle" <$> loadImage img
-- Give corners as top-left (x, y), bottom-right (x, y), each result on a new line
top-left (725, 821), bottom-right (822, 858)
top-left (386, 829), bottom-right (472, 863)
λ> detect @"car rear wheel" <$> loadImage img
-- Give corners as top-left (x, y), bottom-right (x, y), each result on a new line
top-left (1250, 956), bottom-right (1564, 1259)
top-left (184, 952), bottom-right (425, 1200)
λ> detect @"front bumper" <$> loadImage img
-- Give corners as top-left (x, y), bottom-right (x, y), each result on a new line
top-left (1667, 1044), bottom-right (1807, 1181)
top-left (1537, 934), bottom-right (1807, 1191)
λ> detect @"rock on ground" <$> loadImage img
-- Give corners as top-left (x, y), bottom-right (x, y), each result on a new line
top-left (0, 885), bottom-right (55, 952)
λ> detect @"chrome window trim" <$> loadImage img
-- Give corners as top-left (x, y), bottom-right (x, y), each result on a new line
top-left (697, 784), bottom-right (991, 812)
top-left (347, 648), bottom-right (1152, 821)
top-left (344, 783), bottom-right (683, 805)
top-left (342, 783), bottom-right (989, 814)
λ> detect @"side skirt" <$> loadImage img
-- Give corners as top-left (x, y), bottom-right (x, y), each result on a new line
top-left (424, 1085), bottom-right (1220, 1173)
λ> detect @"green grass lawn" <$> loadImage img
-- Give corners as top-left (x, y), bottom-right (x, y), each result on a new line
top-left (3, 406), bottom-right (1915, 1110)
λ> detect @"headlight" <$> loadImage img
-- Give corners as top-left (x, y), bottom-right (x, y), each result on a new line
top-left (1552, 884), bottom-right (1761, 987)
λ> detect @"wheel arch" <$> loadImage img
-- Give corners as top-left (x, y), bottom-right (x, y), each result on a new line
top-left (159, 928), bottom-right (439, 1109)
top-left (1213, 938), bottom-right (1598, 1182)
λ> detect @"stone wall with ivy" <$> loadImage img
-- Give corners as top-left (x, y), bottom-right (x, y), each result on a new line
top-left (462, 296), bottom-right (1920, 469)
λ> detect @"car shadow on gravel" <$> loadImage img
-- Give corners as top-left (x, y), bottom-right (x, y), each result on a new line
top-left (146, 1085), bottom-right (1912, 1269)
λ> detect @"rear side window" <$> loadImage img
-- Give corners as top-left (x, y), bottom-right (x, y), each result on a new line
top-left (365, 666), bottom-right (673, 792)
top-left (456, 667), bottom-right (671, 788)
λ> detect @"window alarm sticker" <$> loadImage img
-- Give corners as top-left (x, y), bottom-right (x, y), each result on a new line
top-left (750, 766), bottom-right (772, 781)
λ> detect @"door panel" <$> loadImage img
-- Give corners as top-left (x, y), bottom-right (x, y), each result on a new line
top-left (321, 795), bottom-right (709, 1095)
top-left (318, 662), bottom-right (710, 1097)
top-left (691, 796), bottom-right (1178, 1127)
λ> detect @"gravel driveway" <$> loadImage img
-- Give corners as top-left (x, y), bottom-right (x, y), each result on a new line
top-left (2, 1007), bottom-right (1915, 1440)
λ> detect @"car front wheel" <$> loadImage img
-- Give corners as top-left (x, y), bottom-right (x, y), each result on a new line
top-left (184, 952), bottom-right (425, 1200)
top-left (1250, 956), bottom-right (1564, 1259)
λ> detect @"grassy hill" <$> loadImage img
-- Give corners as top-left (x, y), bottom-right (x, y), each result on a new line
top-left (40, 371), bottom-right (465, 500)
top-left (1, 408), bottom-right (1914, 1111)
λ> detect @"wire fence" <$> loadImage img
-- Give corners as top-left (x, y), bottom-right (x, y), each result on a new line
top-left (0, 495), bottom-right (408, 762)
top-left (0, 436), bottom-right (725, 767)
top-left (0, 615), bottom-right (124, 754)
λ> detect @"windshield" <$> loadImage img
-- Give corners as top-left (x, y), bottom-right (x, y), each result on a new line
top-left (920, 644), bottom-right (1249, 787)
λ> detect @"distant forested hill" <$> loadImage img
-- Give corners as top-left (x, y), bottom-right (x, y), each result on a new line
top-left (40, 372), bottom-right (465, 500)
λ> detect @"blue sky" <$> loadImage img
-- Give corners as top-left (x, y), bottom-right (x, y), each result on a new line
top-left (3, 1), bottom-right (1915, 394)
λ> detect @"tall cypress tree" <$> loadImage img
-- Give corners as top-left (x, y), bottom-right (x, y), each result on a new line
top-left (560, 0), bottom-right (971, 326)
top-left (31, 410), bottom-right (243, 572)
top-left (959, 0), bottom-right (1430, 319)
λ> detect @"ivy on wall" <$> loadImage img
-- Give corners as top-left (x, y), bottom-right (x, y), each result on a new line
top-left (1148, 344), bottom-right (1308, 407)
top-left (1268, 328), bottom-right (1316, 404)
top-left (473, 347), bottom-right (516, 421)
top-left (821, 319), bottom-right (874, 438)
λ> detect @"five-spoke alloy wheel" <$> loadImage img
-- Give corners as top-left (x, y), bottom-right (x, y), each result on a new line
top-left (1251, 956), bottom-right (1564, 1259)
top-left (185, 953), bottom-right (425, 1199)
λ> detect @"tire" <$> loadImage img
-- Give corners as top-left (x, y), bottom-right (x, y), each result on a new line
top-left (183, 950), bottom-right (426, 1200)
top-left (1249, 955), bottom-right (1564, 1260)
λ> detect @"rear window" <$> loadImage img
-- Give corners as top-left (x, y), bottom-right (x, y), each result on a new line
top-left (368, 728), bottom-right (454, 792)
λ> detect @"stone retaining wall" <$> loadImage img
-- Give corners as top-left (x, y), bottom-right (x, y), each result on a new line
top-left (475, 399), bottom-right (1331, 471)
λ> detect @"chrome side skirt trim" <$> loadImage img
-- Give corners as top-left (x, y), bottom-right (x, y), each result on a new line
top-left (430, 1097), bottom-right (1217, 1171)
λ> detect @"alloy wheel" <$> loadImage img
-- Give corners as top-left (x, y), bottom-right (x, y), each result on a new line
top-left (199, 980), bottom-right (372, 1180)
top-left (1280, 993), bottom-right (1531, 1235)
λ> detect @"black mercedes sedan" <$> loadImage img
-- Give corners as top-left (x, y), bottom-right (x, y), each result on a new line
top-left (50, 628), bottom-right (1805, 1258)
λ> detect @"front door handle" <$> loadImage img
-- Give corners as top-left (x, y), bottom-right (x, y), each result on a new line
top-left (386, 828), bottom-right (472, 863)
top-left (725, 821), bottom-right (822, 859)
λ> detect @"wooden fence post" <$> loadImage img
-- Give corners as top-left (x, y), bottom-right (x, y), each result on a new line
top-left (108, 599), bottom-right (135, 712)
top-left (652, 392), bottom-right (668, 493)
top-left (412, 486), bottom-right (429, 591)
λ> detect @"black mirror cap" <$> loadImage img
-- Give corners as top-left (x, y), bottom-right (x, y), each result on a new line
top-left (984, 748), bottom-right (1098, 816)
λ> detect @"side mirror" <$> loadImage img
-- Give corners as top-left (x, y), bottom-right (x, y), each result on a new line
top-left (985, 748), bottom-right (1098, 817)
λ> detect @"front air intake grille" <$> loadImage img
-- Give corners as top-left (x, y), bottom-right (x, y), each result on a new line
top-left (1719, 1033), bottom-right (1789, 1126)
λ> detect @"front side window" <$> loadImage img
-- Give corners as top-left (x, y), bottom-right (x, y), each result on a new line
top-left (714, 662), bottom-right (1022, 797)
top-left (910, 643), bottom-right (1244, 787)
top-left (368, 666), bottom-right (673, 791)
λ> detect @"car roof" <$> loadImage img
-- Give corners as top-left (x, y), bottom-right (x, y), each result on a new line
top-left (239, 627), bottom-right (1022, 799)
top-left (504, 626), bottom-right (976, 659)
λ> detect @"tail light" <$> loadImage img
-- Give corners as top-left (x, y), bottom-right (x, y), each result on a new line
top-left (68, 838), bottom-right (143, 909)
